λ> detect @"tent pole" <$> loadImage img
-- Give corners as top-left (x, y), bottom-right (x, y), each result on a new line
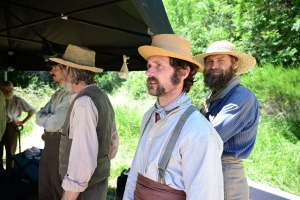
top-left (4, 71), bottom-right (7, 81)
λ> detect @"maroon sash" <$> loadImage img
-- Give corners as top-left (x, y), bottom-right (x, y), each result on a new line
top-left (134, 173), bottom-right (186, 200)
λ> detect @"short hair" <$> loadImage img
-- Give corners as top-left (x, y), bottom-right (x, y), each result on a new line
top-left (68, 67), bottom-right (96, 85)
top-left (169, 57), bottom-right (199, 93)
top-left (0, 81), bottom-right (13, 90)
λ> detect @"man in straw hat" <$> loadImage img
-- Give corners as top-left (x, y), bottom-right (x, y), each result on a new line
top-left (194, 40), bottom-right (259, 200)
top-left (49, 44), bottom-right (117, 200)
top-left (123, 34), bottom-right (224, 200)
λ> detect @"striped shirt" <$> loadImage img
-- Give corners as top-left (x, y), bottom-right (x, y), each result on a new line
top-left (203, 84), bottom-right (259, 159)
top-left (36, 89), bottom-right (72, 132)
top-left (6, 95), bottom-right (36, 123)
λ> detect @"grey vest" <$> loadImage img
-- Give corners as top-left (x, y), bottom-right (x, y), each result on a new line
top-left (59, 85), bottom-right (115, 186)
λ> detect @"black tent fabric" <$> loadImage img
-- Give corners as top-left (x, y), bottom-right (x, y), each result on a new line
top-left (0, 0), bottom-right (173, 72)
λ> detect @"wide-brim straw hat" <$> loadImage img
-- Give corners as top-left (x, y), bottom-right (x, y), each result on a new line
top-left (49, 44), bottom-right (103, 73)
top-left (193, 40), bottom-right (256, 75)
top-left (138, 34), bottom-right (204, 72)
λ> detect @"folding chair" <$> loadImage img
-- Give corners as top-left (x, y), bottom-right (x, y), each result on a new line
top-left (9, 152), bottom-right (41, 182)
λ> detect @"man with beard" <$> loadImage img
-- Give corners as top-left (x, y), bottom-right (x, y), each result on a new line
top-left (36, 60), bottom-right (119, 200)
top-left (0, 81), bottom-right (36, 172)
top-left (49, 44), bottom-right (116, 200)
top-left (123, 34), bottom-right (224, 200)
top-left (194, 40), bottom-right (259, 200)
top-left (36, 63), bottom-right (72, 200)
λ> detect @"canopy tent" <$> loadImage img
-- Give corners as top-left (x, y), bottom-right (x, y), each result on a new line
top-left (0, 0), bottom-right (173, 73)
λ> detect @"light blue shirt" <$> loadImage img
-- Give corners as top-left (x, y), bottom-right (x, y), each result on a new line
top-left (124, 101), bottom-right (224, 200)
top-left (36, 88), bottom-right (72, 132)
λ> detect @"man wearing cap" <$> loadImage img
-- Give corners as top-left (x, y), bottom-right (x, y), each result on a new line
top-left (49, 44), bottom-right (116, 200)
top-left (123, 34), bottom-right (224, 200)
top-left (194, 40), bottom-right (259, 200)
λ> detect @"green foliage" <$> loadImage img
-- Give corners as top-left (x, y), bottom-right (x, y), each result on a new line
top-left (241, 64), bottom-right (300, 141)
top-left (118, 71), bottom-right (150, 100)
top-left (244, 115), bottom-right (300, 196)
top-left (0, 70), bottom-right (55, 89)
top-left (188, 72), bottom-right (210, 108)
top-left (95, 72), bottom-right (125, 94)
top-left (163, 0), bottom-right (300, 66)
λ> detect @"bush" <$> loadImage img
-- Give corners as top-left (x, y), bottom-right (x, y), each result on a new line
top-left (241, 64), bottom-right (300, 141)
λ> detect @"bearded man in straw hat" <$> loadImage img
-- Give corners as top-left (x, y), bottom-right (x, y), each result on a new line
top-left (194, 40), bottom-right (259, 200)
top-left (123, 34), bottom-right (224, 200)
top-left (49, 44), bottom-right (117, 200)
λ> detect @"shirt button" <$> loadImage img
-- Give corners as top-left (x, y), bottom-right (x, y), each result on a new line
top-left (149, 137), bottom-right (152, 141)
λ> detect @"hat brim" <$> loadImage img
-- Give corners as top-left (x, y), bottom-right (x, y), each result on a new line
top-left (49, 58), bottom-right (103, 73)
top-left (193, 51), bottom-right (256, 75)
top-left (138, 46), bottom-right (204, 72)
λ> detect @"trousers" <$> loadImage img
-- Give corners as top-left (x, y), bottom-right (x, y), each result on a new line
top-left (38, 132), bottom-right (63, 200)
top-left (0, 123), bottom-right (18, 170)
top-left (222, 156), bottom-right (249, 200)
top-left (77, 178), bottom-right (108, 200)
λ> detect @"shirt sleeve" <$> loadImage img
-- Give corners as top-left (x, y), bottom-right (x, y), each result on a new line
top-left (35, 90), bottom-right (71, 131)
top-left (123, 111), bottom-right (154, 199)
top-left (210, 88), bottom-right (257, 143)
top-left (18, 97), bottom-right (36, 114)
top-left (61, 96), bottom-right (98, 192)
top-left (181, 129), bottom-right (224, 200)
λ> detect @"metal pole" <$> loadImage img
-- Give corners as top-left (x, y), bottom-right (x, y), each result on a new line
top-left (4, 71), bottom-right (7, 81)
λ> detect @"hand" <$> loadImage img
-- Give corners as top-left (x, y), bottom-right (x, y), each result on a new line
top-left (12, 119), bottom-right (23, 126)
top-left (61, 191), bottom-right (80, 200)
top-left (109, 131), bottom-right (119, 159)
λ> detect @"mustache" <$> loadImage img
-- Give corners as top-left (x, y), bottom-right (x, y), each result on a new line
top-left (147, 77), bottom-right (158, 84)
top-left (205, 68), bottom-right (224, 75)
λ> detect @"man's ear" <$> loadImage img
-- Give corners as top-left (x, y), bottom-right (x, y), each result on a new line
top-left (233, 60), bottom-right (239, 70)
top-left (181, 66), bottom-right (190, 80)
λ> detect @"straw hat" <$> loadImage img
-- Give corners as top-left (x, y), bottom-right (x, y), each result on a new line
top-left (138, 34), bottom-right (204, 72)
top-left (49, 44), bottom-right (103, 73)
top-left (193, 40), bottom-right (256, 75)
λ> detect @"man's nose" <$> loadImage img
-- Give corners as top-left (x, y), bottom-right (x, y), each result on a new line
top-left (145, 67), bottom-right (155, 77)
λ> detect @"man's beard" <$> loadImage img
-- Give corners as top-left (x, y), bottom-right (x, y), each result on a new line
top-left (5, 94), bottom-right (13, 100)
top-left (204, 65), bottom-right (236, 90)
top-left (146, 70), bottom-right (181, 96)
top-left (64, 81), bottom-right (72, 92)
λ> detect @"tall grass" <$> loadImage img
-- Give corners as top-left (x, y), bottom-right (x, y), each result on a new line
top-left (8, 66), bottom-right (300, 198)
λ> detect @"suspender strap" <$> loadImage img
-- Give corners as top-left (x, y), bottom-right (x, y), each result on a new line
top-left (158, 105), bottom-right (197, 184)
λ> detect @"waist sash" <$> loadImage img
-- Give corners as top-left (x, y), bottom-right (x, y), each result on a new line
top-left (134, 173), bottom-right (186, 200)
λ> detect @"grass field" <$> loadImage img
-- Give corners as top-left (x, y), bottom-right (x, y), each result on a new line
top-left (8, 85), bottom-right (300, 198)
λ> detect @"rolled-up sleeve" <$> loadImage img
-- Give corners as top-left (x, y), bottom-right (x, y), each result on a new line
top-left (61, 96), bottom-right (98, 192)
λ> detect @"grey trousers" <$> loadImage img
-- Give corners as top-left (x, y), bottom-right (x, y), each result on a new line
top-left (222, 156), bottom-right (249, 200)
top-left (77, 178), bottom-right (108, 200)
top-left (38, 132), bottom-right (63, 200)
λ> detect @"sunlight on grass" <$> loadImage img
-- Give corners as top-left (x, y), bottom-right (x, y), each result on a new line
top-left (244, 115), bottom-right (300, 196)
top-left (11, 85), bottom-right (300, 198)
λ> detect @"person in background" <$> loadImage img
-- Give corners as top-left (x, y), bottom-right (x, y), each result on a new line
top-left (194, 40), bottom-right (259, 200)
top-left (0, 81), bottom-right (36, 172)
top-left (123, 34), bottom-right (224, 200)
top-left (0, 90), bottom-right (6, 142)
top-left (49, 44), bottom-right (116, 200)
top-left (37, 57), bottom-right (119, 200)
top-left (36, 63), bottom-right (72, 200)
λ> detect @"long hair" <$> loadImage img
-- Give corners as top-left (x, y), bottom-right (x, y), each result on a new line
top-left (169, 57), bottom-right (199, 93)
top-left (68, 67), bottom-right (96, 85)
